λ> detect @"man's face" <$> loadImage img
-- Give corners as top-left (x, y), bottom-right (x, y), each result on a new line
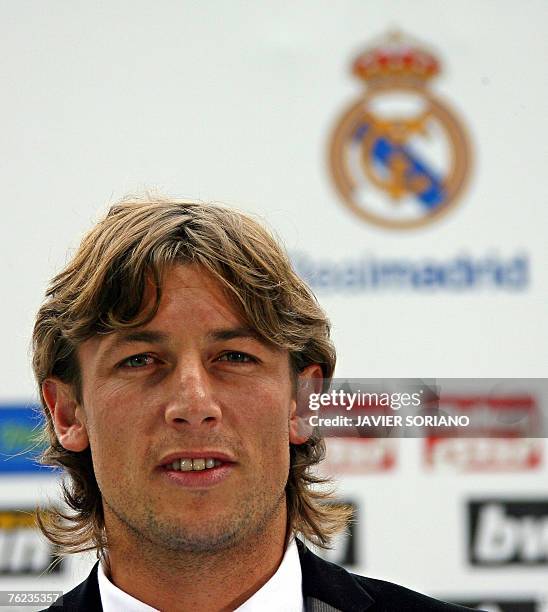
top-left (70, 264), bottom-right (306, 552)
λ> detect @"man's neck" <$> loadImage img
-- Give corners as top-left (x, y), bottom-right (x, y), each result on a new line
top-left (103, 509), bottom-right (289, 611)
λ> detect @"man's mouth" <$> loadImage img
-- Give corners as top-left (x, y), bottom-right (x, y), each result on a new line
top-left (159, 451), bottom-right (236, 472)
top-left (158, 452), bottom-right (237, 488)
top-left (166, 458), bottom-right (223, 472)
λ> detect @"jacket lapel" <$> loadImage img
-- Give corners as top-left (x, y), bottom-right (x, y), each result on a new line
top-left (296, 539), bottom-right (375, 612)
top-left (58, 562), bottom-right (103, 612)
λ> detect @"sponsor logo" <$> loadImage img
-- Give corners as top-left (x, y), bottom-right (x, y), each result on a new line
top-left (309, 501), bottom-right (358, 567)
top-left (425, 394), bottom-right (542, 471)
top-left (468, 500), bottom-right (548, 566)
top-left (451, 599), bottom-right (540, 612)
top-left (0, 509), bottom-right (63, 575)
top-left (329, 31), bottom-right (471, 229)
top-left (0, 405), bottom-right (48, 473)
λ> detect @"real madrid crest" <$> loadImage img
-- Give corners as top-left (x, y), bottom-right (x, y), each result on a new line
top-left (329, 32), bottom-right (471, 229)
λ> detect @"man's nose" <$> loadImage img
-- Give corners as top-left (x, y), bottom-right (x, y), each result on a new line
top-left (164, 361), bottom-right (222, 428)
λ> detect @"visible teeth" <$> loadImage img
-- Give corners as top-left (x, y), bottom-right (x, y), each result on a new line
top-left (180, 458), bottom-right (193, 472)
top-left (192, 458), bottom-right (206, 471)
top-left (168, 458), bottom-right (223, 471)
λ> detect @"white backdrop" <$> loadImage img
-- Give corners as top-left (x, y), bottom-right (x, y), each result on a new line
top-left (1, 2), bottom-right (547, 609)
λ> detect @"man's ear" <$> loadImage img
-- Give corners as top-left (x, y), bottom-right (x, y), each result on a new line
top-left (42, 378), bottom-right (89, 452)
top-left (289, 364), bottom-right (324, 445)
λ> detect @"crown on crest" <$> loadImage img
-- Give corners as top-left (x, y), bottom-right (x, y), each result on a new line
top-left (352, 31), bottom-right (440, 83)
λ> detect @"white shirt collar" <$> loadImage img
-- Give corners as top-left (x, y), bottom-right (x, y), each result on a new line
top-left (97, 539), bottom-right (303, 612)
top-left (97, 561), bottom-right (158, 612)
top-left (234, 539), bottom-right (303, 612)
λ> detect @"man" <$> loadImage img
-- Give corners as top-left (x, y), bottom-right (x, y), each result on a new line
top-left (33, 195), bottom-right (475, 611)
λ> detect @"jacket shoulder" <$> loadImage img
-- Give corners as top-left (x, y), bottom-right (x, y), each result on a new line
top-left (352, 573), bottom-right (481, 611)
top-left (41, 562), bottom-right (102, 612)
top-left (297, 538), bottom-right (479, 612)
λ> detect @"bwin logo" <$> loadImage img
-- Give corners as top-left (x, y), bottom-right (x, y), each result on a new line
top-left (468, 501), bottom-right (548, 566)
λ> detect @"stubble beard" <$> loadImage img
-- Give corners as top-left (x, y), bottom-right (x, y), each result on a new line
top-left (103, 479), bottom-right (287, 557)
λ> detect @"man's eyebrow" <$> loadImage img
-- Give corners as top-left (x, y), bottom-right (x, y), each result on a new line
top-left (106, 330), bottom-right (170, 352)
top-left (207, 326), bottom-right (265, 343)
top-left (104, 327), bottom-right (266, 353)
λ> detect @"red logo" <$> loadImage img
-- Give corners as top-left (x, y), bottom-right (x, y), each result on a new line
top-left (425, 394), bottom-right (543, 471)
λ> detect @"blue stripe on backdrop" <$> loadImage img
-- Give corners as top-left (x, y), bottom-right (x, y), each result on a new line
top-left (0, 405), bottom-right (50, 473)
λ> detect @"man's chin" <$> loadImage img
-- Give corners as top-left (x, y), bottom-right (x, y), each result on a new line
top-left (104, 487), bottom-right (286, 555)
top-left (143, 514), bottom-right (254, 554)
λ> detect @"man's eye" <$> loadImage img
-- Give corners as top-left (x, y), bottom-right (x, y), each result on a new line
top-left (121, 354), bottom-right (156, 368)
top-left (217, 351), bottom-right (255, 363)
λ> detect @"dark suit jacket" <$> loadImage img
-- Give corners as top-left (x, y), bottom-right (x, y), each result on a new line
top-left (45, 540), bottom-right (478, 612)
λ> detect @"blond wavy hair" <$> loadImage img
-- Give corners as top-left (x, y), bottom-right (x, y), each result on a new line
top-left (33, 194), bottom-right (351, 556)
